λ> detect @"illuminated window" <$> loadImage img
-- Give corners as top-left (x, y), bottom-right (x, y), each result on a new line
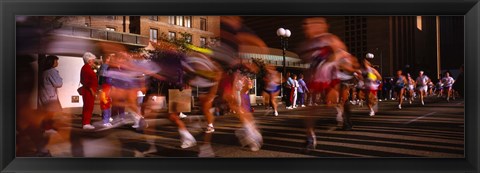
top-left (168, 16), bottom-right (175, 24)
top-left (200, 18), bottom-right (207, 31)
top-left (150, 28), bottom-right (158, 42)
top-left (184, 16), bottom-right (192, 28)
top-left (106, 27), bottom-right (116, 31)
top-left (185, 34), bottom-right (192, 43)
top-left (417, 16), bottom-right (423, 31)
top-left (176, 16), bottom-right (183, 26)
top-left (168, 31), bottom-right (176, 40)
top-left (200, 37), bottom-right (206, 47)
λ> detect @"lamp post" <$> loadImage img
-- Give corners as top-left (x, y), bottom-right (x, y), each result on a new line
top-left (375, 47), bottom-right (383, 76)
top-left (276, 28), bottom-right (291, 76)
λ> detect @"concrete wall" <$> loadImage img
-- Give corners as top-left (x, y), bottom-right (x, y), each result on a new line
top-left (56, 56), bottom-right (85, 108)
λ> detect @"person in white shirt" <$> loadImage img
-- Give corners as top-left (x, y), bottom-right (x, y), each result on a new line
top-left (442, 71), bottom-right (455, 102)
top-left (291, 74), bottom-right (299, 108)
top-left (415, 71), bottom-right (430, 105)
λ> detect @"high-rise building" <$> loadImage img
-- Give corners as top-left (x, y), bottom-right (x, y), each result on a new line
top-left (243, 16), bottom-right (463, 78)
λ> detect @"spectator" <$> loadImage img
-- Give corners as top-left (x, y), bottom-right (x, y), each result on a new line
top-left (452, 64), bottom-right (464, 98)
top-left (284, 72), bottom-right (294, 109)
top-left (291, 74), bottom-right (299, 108)
top-left (38, 55), bottom-right (63, 133)
top-left (79, 52), bottom-right (98, 130)
top-left (297, 74), bottom-right (309, 107)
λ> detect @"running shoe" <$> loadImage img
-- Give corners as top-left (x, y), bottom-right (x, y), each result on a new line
top-left (179, 112), bottom-right (187, 119)
top-left (103, 123), bottom-right (113, 127)
top-left (235, 126), bottom-right (263, 151)
top-left (82, 124), bottom-right (95, 130)
top-left (180, 135), bottom-right (197, 149)
top-left (205, 126), bottom-right (215, 133)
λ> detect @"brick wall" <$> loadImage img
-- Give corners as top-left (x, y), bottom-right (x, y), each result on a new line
top-left (140, 16), bottom-right (219, 47)
top-left (62, 16), bottom-right (220, 47)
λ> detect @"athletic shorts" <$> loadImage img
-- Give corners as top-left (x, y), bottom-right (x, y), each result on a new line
top-left (394, 86), bottom-right (404, 93)
top-left (264, 85), bottom-right (281, 94)
top-left (417, 85), bottom-right (428, 93)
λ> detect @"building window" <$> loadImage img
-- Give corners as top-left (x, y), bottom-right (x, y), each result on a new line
top-left (85, 23), bottom-right (90, 27)
top-left (149, 16), bottom-right (158, 21)
top-left (150, 28), bottom-right (158, 43)
top-left (168, 16), bottom-right (175, 24)
top-left (200, 18), bottom-right (207, 31)
top-left (184, 16), bottom-right (192, 28)
top-left (176, 16), bottom-right (183, 26)
top-left (185, 35), bottom-right (192, 43)
top-left (106, 27), bottom-right (116, 31)
top-left (106, 16), bottom-right (116, 20)
top-left (200, 37), bottom-right (206, 47)
top-left (168, 31), bottom-right (176, 40)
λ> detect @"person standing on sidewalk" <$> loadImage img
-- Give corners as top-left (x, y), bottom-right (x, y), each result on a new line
top-left (284, 72), bottom-right (294, 109)
top-left (452, 64), bottom-right (464, 98)
top-left (38, 55), bottom-right (63, 133)
top-left (80, 52), bottom-right (98, 130)
top-left (291, 74), bottom-right (299, 109)
top-left (297, 74), bottom-right (309, 107)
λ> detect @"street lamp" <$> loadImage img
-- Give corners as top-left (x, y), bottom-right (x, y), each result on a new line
top-left (276, 28), bottom-right (291, 76)
top-left (375, 48), bottom-right (383, 76)
top-left (367, 50), bottom-right (383, 76)
top-left (366, 53), bottom-right (374, 59)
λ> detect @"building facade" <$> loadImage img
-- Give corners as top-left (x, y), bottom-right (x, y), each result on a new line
top-left (243, 16), bottom-right (463, 78)
top-left (64, 16), bottom-right (220, 48)
top-left (35, 16), bottom-right (221, 109)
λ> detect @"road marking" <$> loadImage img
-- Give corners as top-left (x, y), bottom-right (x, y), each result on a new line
top-left (404, 112), bottom-right (436, 124)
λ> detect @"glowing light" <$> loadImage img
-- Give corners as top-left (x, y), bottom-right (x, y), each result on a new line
top-left (417, 16), bottom-right (423, 31)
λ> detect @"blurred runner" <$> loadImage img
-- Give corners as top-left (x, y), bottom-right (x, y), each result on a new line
top-left (298, 17), bottom-right (360, 149)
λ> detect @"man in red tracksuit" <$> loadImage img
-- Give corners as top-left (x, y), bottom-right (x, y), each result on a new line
top-left (80, 52), bottom-right (98, 130)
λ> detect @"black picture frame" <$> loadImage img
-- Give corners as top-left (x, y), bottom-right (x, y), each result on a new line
top-left (1, 0), bottom-right (479, 172)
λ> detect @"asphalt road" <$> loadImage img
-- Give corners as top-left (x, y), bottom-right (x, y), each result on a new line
top-left (32, 96), bottom-right (464, 158)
